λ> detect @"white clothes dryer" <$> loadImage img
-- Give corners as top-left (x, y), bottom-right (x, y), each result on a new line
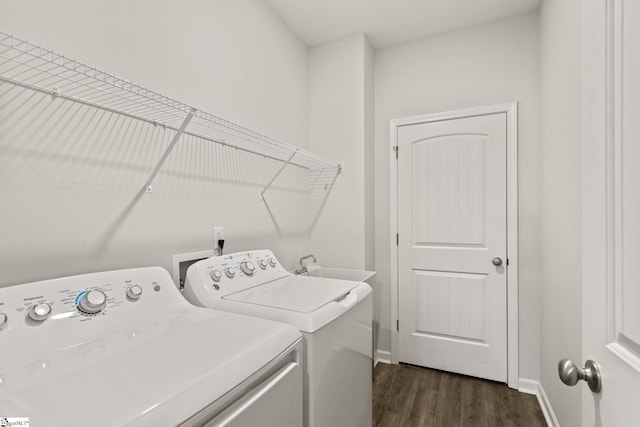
top-left (0, 266), bottom-right (303, 426)
top-left (183, 249), bottom-right (373, 427)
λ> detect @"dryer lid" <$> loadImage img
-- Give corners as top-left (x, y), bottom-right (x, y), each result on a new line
top-left (0, 309), bottom-right (300, 427)
top-left (223, 275), bottom-right (359, 312)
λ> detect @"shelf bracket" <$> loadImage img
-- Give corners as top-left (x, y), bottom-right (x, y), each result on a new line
top-left (144, 108), bottom-right (196, 192)
top-left (259, 149), bottom-right (299, 201)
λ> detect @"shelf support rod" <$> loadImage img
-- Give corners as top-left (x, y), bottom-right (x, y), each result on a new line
top-left (144, 107), bottom-right (196, 192)
top-left (260, 149), bottom-right (299, 201)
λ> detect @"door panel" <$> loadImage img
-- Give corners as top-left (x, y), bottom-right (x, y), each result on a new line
top-left (619, 0), bottom-right (640, 348)
top-left (397, 113), bottom-right (507, 382)
top-left (583, 1), bottom-right (640, 424)
top-left (414, 270), bottom-right (486, 342)
top-left (412, 135), bottom-right (485, 246)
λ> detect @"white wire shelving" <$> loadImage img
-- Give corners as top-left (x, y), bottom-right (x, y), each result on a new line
top-left (0, 31), bottom-right (342, 193)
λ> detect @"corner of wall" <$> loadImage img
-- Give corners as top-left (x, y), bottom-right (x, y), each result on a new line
top-left (517, 378), bottom-right (560, 427)
top-left (364, 34), bottom-right (375, 272)
top-left (307, 34), bottom-right (371, 269)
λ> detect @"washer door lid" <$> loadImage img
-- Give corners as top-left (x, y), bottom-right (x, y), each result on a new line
top-left (0, 309), bottom-right (300, 427)
top-left (223, 276), bottom-right (359, 312)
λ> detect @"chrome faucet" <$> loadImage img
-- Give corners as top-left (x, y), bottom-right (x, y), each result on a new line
top-left (295, 254), bottom-right (317, 274)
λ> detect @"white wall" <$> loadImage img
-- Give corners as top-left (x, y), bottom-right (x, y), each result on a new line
top-left (307, 35), bottom-right (372, 270)
top-left (539, 0), bottom-right (582, 424)
top-left (364, 38), bottom-right (375, 272)
top-left (374, 12), bottom-right (541, 380)
top-left (306, 33), bottom-right (377, 348)
top-left (0, 0), bottom-right (313, 286)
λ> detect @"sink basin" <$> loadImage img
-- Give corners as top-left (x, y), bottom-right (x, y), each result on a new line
top-left (303, 265), bottom-right (376, 284)
top-left (304, 265), bottom-right (378, 364)
top-left (300, 265), bottom-right (378, 365)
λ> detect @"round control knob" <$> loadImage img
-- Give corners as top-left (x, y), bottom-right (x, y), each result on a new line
top-left (28, 303), bottom-right (52, 321)
top-left (209, 270), bottom-right (223, 282)
top-left (240, 261), bottom-right (256, 276)
top-left (126, 285), bottom-right (143, 300)
top-left (225, 267), bottom-right (236, 279)
top-left (77, 290), bottom-right (107, 314)
top-left (268, 258), bottom-right (277, 267)
top-left (258, 260), bottom-right (268, 270)
top-left (0, 313), bottom-right (7, 329)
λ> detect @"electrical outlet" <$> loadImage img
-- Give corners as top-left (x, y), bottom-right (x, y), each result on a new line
top-left (213, 227), bottom-right (225, 252)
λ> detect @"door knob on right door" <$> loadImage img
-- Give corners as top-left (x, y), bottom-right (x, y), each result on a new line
top-left (492, 257), bottom-right (503, 266)
top-left (558, 359), bottom-right (602, 393)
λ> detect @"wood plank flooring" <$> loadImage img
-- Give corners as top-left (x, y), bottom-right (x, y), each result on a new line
top-left (373, 363), bottom-right (547, 427)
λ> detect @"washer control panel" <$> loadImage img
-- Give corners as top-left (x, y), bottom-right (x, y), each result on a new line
top-left (0, 267), bottom-right (188, 337)
top-left (183, 250), bottom-right (289, 303)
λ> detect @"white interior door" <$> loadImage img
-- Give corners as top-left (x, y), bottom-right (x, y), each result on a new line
top-left (396, 113), bottom-right (507, 382)
top-left (582, 0), bottom-right (640, 424)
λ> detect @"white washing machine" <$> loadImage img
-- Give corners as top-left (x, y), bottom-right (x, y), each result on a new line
top-left (183, 250), bottom-right (373, 427)
top-left (0, 266), bottom-right (303, 426)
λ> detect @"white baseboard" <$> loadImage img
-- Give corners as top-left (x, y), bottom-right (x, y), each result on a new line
top-left (536, 381), bottom-right (560, 427)
top-left (519, 378), bottom-right (559, 427)
top-left (518, 378), bottom-right (539, 395)
top-left (374, 350), bottom-right (391, 367)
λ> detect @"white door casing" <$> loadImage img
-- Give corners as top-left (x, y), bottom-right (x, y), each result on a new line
top-left (582, 0), bottom-right (640, 424)
top-left (389, 103), bottom-right (518, 388)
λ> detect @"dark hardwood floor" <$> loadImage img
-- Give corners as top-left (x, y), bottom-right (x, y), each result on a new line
top-left (373, 363), bottom-right (547, 427)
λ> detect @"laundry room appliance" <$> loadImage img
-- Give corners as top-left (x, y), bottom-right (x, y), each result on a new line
top-left (182, 250), bottom-right (373, 427)
top-left (0, 266), bottom-right (303, 426)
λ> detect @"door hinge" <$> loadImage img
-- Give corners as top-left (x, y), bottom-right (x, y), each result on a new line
top-left (396, 319), bottom-right (399, 331)
top-left (396, 233), bottom-right (399, 245)
top-left (393, 145), bottom-right (398, 159)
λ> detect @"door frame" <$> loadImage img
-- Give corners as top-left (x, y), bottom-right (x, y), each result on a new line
top-left (389, 102), bottom-right (519, 388)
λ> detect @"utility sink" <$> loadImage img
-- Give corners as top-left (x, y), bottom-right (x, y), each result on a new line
top-left (303, 265), bottom-right (376, 284)
top-left (302, 264), bottom-right (378, 365)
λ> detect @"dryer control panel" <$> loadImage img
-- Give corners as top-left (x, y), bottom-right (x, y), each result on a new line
top-left (0, 267), bottom-right (191, 339)
top-left (182, 250), bottom-right (290, 307)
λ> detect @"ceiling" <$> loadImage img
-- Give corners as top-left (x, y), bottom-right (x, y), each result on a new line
top-left (265, 0), bottom-right (542, 48)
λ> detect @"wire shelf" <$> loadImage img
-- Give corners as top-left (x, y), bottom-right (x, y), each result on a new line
top-left (0, 31), bottom-right (342, 173)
